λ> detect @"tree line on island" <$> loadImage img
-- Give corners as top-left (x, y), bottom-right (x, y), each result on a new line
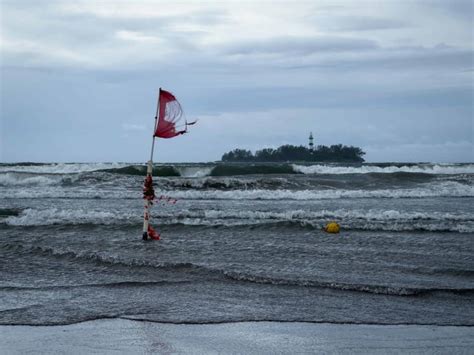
top-left (221, 144), bottom-right (365, 162)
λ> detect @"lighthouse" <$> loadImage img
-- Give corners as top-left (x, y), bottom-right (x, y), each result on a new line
top-left (309, 132), bottom-right (314, 151)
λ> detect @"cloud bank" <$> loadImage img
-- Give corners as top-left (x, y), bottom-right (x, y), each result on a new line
top-left (1, 0), bottom-right (472, 162)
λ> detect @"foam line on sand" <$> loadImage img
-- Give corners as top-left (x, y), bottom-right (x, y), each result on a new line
top-left (1, 319), bottom-right (473, 354)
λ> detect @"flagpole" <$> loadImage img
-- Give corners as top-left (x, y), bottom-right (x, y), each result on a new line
top-left (150, 88), bottom-right (161, 162)
top-left (142, 88), bottom-right (161, 240)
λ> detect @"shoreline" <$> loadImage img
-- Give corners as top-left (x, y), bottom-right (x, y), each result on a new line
top-left (2, 317), bottom-right (474, 327)
top-left (1, 319), bottom-right (473, 354)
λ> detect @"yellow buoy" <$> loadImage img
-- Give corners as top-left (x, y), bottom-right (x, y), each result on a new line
top-left (324, 222), bottom-right (340, 234)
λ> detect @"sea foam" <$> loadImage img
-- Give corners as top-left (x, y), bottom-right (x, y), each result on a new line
top-left (4, 207), bottom-right (473, 233)
top-left (292, 163), bottom-right (474, 175)
top-left (0, 181), bottom-right (472, 200)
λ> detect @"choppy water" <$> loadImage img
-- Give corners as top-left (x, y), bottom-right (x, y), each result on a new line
top-left (0, 162), bottom-right (473, 325)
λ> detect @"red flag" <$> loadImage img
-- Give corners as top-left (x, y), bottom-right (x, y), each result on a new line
top-left (154, 89), bottom-right (186, 138)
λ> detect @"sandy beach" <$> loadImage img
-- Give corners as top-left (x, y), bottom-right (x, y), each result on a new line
top-left (1, 319), bottom-right (473, 354)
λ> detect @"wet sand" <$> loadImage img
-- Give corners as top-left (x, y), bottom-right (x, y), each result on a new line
top-left (1, 319), bottom-right (473, 354)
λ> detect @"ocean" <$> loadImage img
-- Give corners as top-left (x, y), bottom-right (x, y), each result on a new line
top-left (1, 162), bottom-right (473, 326)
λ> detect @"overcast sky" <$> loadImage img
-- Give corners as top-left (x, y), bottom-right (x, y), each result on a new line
top-left (1, 0), bottom-right (472, 163)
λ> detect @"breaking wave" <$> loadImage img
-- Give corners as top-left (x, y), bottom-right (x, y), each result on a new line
top-left (176, 166), bottom-right (214, 178)
top-left (292, 163), bottom-right (474, 175)
top-left (0, 180), bottom-right (472, 200)
top-left (4, 207), bottom-right (473, 232)
top-left (0, 162), bottom-right (129, 174)
top-left (0, 173), bottom-right (60, 186)
top-left (160, 176), bottom-right (293, 190)
top-left (211, 164), bottom-right (296, 176)
top-left (3, 162), bottom-right (471, 177)
top-left (99, 164), bottom-right (296, 177)
top-left (159, 209), bottom-right (474, 233)
top-left (100, 165), bottom-right (180, 177)
top-left (101, 163), bottom-right (474, 177)
top-left (158, 182), bottom-right (473, 200)
top-left (4, 208), bottom-right (138, 226)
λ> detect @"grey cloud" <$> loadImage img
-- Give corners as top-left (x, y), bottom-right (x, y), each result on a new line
top-left (319, 16), bottom-right (409, 32)
top-left (2, 63), bottom-right (472, 162)
top-left (419, 0), bottom-right (473, 22)
top-left (285, 46), bottom-right (473, 74)
top-left (0, 2), bottom-right (207, 69)
top-left (1, 1), bottom-right (472, 162)
top-left (222, 36), bottom-right (378, 56)
top-left (370, 48), bottom-right (473, 71)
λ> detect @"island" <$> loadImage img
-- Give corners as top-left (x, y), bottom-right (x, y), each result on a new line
top-left (221, 133), bottom-right (365, 163)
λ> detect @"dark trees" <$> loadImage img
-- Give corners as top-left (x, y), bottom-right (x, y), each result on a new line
top-left (221, 144), bottom-right (365, 162)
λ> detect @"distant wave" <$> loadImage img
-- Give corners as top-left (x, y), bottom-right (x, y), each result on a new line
top-left (100, 163), bottom-right (474, 177)
top-left (156, 182), bottom-right (474, 200)
top-left (0, 173), bottom-right (61, 186)
top-left (0, 208), bottom-right (22, 217)
top-left (0, 162), bottom-right (129, 174)
top-left (1, 180), bottom-right (472, 200)
top-left (2, 162), bottom-right (472, 177)
top-left (100, 165), bottom-right (180, 177)
top-left (159, 177), bottom-right (286, 190)
top-left (1, 172), bottom-right (471, 193)
top-left (99, 164), bottom-right (297, 177)
top-left (292, 163), bottom-right (474, 175)
top-left (4, 207), bottom-right (473, 233)
top-left (176, 166), bottom-right (214, 178)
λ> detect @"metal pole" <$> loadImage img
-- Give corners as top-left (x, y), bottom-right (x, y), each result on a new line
top-left (150, 88), bottom-right (161, 163)
top-left (142, 89), bottom-right (161, 240)
top-left (142, 160), bottom-right (153, 240)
